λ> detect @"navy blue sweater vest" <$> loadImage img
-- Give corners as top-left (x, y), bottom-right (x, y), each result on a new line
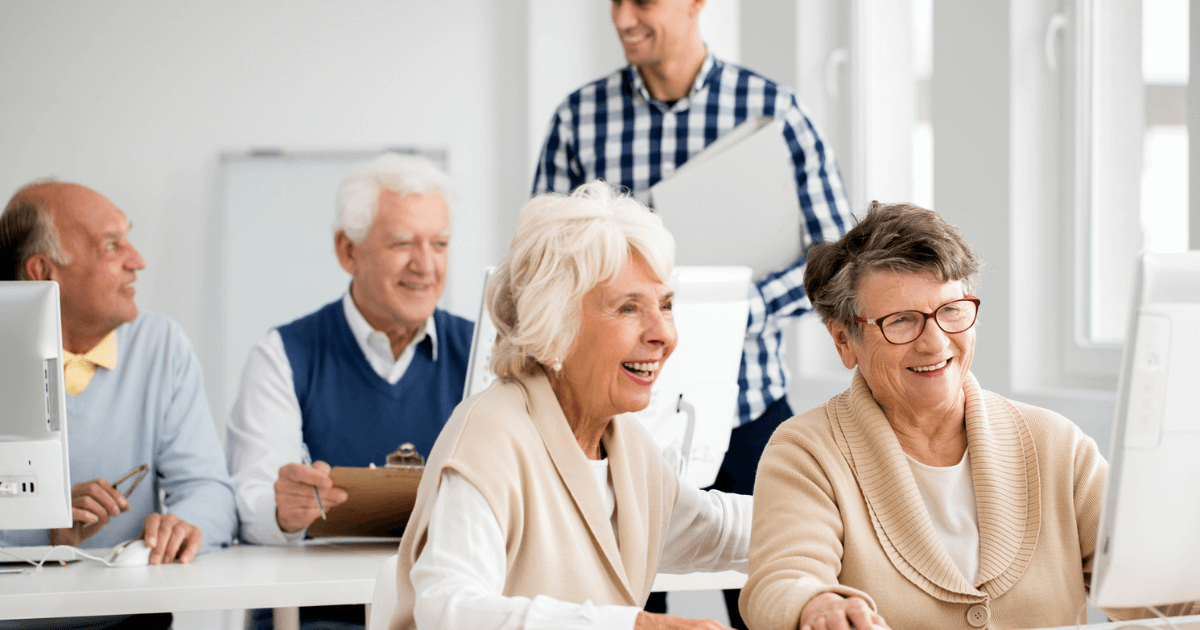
top-left (278, 300), bottom-right (473, 466)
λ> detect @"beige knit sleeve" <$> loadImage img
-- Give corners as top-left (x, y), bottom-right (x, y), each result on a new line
top-left (740, 430), bottom-right (875, 630)
top-left (1072, 418), bottom-right (1108, 607)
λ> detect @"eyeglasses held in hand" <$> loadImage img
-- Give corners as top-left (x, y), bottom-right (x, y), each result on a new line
top-left (113, 464), bottom-right (149, 498)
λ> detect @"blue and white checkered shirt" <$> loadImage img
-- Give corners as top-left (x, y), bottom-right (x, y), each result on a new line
top-left (533, 53), bottom-right (853, 426)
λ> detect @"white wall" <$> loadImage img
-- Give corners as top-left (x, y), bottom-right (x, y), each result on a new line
top-left (0, 0), bottom-right (517, 424)
top-left (526, 1), bottom-right (624, 171)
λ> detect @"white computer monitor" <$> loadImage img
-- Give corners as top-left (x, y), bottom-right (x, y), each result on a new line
top-left (632, 266), bottom-right (749, 488)
top-left (1091, 252), bottom-right (1200, 607)
top-left (0, 281), bottom-right (72, 529)
top-left (463, 267), bottom-right (499, 401)
top-left (464, 266), bottom-right (750, 489)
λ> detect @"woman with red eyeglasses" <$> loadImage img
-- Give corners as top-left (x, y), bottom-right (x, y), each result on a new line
top-left (741, 202), bottom-right (1197, 630)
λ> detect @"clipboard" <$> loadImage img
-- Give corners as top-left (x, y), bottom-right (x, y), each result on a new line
top-left (306, 466), bottom-right (422, 538)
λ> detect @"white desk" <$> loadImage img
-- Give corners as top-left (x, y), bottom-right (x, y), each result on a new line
top-left (1036, 614), bottom-right (1200, 630)
top-left (0, 542), bottom-right (745, 626)
top-left (0, 542), bottom-right (395, 622)
top-left (655, 570), bottom-right (746, 592)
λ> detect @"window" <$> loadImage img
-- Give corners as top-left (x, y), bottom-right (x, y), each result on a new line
top-left (790, 0), bottom-right (936, 410)
top-left (912, 0), bottom-right (934, 210)
top-left (1084, 0), bottom-right (1189, 345)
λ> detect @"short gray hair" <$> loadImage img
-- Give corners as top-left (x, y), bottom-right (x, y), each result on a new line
top-left (803, 201), bottom-right (981, 339)
top-left (334, 153), bottom-right (453, 243)
top-left (487, 181), bottom-right (675, 380)
top-left (0, 179), bottom-right (71, 281)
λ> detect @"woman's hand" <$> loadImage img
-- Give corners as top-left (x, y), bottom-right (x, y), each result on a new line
top-left (635, 611), bottom-right (732, 630)
top-left (801, 593), bottom-right (888, 630)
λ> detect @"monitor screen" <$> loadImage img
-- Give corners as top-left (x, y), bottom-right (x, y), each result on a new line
top-left (632, 266), bottom-right (749, 488)
top-left (0, 281), bottom-right (72, 529)
top-left (464, 266), bottom-right (750, 489)
top-left (1091, 252), bottom-right (1200, 607)
top-left (463, 267), bottom-right (499, 401)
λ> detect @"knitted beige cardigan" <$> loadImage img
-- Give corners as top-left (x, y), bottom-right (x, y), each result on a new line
top-left (390, 370), bottom-right (679, 630)
top-left (742, 371), bottom-right (1196, 630)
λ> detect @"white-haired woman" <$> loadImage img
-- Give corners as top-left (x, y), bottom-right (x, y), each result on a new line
top-left (390, 182), bottom-right (750, 630)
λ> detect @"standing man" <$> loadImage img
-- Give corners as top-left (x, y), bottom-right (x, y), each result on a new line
top-left (532, 1), bottom-right (854, 626)
top-left (225, 153), bottom-right (472, 626)
top-left (0, 180), bottom-right (238, 629)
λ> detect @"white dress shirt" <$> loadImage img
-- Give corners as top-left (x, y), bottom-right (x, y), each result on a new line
top-left (410, 465), bottom-right (752, 630)
top-left (226, 291), bottom-right (435, 544)
top-left (906, 450), bottom-right (980, 584)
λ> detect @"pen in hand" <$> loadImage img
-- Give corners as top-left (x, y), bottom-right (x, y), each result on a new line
top-left (300, 445), bottom-right (327, 520)
top-left (313, 485), bottom-right (327, 520)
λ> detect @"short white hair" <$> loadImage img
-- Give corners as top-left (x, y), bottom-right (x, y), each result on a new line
top-left (487, 180), bottom-right (675, 380)
top-left (334, 153), bottom-right (453, 243)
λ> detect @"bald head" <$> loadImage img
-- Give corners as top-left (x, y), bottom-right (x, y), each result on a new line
top-left (1, 181), bottom-right (70, 281)
top-left (1, 180), bottom-right (146, 353)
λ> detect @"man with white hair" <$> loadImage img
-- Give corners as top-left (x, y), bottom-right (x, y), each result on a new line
top-left (226, 153), bottom-right (473, 548)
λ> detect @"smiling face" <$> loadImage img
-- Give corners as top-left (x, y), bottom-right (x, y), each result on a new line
top-left (337, 190), bottom-right (449, 338)
top-left (829, 269), bottom-right (976, 423)
top-left (554, 251), bottom-right (678, 426)
top-left (611, 0), bottom-right (704, 69)
top-left (35, 184), bottom-right (146, 349)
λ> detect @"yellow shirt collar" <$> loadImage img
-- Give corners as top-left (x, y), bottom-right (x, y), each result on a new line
top-left (62, 330), bottom-right (119, 395)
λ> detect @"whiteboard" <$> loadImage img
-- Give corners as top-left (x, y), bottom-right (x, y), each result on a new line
top-left (220, 149), bottom-right (448, 419)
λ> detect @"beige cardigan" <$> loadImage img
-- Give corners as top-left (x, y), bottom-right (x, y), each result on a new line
top-left (389, 370), bottom-right (679, 630)
top-left (742, 371), bottom-right (1196, 630)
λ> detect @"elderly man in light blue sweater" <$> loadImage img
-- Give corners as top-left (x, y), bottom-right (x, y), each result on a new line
top-left (0, 180), bottom-right (236, 629)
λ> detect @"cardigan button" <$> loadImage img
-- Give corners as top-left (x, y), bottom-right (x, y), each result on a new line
top-left (966, 604), bottom-right (990, 627)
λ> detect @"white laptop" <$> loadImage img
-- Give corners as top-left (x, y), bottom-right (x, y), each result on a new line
top-left (649, 117), bottom-right (800, 280)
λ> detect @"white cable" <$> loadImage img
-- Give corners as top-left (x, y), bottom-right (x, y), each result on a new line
top-left (1147, 605), bottom-right (1184, 630)
top-left (0, 545), bottom-right (59, 568)
top-left (0, 545), bottom-right (116, 570)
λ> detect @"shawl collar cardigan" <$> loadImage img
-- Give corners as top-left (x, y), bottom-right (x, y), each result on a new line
top-left (830, 370), bottom-right (1041, 602)
top-left (390, 369), bottom-right (679, 630)
top-left (743, 370), bottom-right (1196, 630)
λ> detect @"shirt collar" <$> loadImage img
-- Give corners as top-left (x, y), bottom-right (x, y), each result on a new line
top-left (628, 48), bottom-right (719, 112)
top-left (62, 329), bottom-right (119, 370)
top-left (341, 290), bottom-right (438, 361)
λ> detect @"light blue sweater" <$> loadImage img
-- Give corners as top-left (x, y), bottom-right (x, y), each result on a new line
top-left (0, 311), bottom-right (237, 552)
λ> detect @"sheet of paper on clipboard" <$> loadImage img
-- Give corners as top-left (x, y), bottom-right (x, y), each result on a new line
top-left (306, 464), bottom-right (422, 538)
top-left (649, 116), bottom-right (801, 280)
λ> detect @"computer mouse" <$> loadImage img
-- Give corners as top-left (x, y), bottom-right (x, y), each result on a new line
top-left (107, 539), bottom-right (153, 568)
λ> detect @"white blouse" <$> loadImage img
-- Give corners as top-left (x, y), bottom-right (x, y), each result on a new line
top-left (905, 450), bottom-right (980, 584)
top-left (410, 466), bottom-right (751, 630)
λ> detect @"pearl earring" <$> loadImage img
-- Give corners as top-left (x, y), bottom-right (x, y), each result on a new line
top-left (551, 358), bottom-right (563, 373)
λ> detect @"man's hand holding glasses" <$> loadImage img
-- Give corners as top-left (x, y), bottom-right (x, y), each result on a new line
top-left (49, 464), bottom-right (148, 547)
